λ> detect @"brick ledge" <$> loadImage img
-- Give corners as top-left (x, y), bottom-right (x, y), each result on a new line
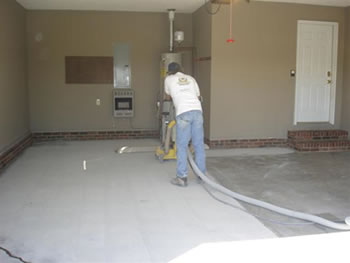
top-left (0, 134), bottom-right (33, 172)
top-left (32, 130), bottom-right (160, 141)
top-left (205, 138), bottom-right (288, 149)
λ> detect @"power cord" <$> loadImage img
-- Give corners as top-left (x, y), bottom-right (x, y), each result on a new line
top-left (0, 246), bottom-right (31, 263)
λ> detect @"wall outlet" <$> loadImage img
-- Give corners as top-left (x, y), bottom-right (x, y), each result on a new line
top-left (96, 99), bottom-right (101, 106)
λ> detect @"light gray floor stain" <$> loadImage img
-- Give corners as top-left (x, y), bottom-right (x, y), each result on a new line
top-left (0, 140), bottom-right (275, 263)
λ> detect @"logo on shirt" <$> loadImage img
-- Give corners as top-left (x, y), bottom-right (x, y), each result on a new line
top-left (177, 77), bottom-right (190, 85)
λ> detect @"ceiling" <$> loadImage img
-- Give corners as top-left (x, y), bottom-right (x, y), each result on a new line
top-left (16, 0), bottom-right (350, 13)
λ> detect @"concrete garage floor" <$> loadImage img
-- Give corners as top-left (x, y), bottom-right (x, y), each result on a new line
top-left (0, 140), bottom-right (275, 263)
top-left (206, 149), bottom-right (350, 237)
top-left (0, 139), bottom-right (350, 263)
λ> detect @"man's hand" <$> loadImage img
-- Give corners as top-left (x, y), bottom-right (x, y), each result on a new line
top-left (165, 94), bottom-right (172, 101)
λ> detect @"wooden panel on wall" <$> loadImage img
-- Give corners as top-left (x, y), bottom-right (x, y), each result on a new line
top-left (65, 56), bottom-right (113, 84)
top-left (211, 0), bottom-right (230, 4)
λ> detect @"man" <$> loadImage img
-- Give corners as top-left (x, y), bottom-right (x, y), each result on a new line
top-left (164, 62), bottom-right (206, 187)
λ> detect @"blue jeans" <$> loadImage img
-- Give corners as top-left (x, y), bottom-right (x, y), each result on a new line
top-left (176, 110), bottom-right (206, 178)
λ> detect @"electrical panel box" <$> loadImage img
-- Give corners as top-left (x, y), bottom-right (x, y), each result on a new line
top-left (114, 44), bottom-right (131, 89)
top-left (114, 89), bottom-right (134, 118)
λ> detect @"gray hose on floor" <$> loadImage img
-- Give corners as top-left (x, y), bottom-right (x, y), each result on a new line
top-left (187, 149), bottom-right (350, 230)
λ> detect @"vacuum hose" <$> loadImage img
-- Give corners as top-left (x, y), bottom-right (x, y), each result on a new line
top-left (187, 149), bottom-right (350, 231)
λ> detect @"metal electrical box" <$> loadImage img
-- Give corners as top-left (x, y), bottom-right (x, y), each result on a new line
top-left (114, 44), bottom-right (131, 89)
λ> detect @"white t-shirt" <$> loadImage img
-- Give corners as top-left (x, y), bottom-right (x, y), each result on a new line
top-left (164, 72), bottom-right (202, 116)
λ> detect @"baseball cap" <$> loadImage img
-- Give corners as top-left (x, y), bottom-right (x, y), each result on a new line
top-left (168, 62), bottom-right (181, 74)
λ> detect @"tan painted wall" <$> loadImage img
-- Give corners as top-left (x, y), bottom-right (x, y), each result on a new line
top-left (210, 2), bottom-right (345, 140)
top-left (27, 11), bottom-right (192, 132)
top-left (193, 5), bottom-right (212, 138)
top-left (0, 0), bottom-right (29, 153)
top-left (342, 7), bottom-right (350, 133)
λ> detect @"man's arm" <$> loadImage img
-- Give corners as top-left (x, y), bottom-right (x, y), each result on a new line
top-left (164, 77), bottom-right (172, 101)
top-left (193, 79), bottom-right (202, 102)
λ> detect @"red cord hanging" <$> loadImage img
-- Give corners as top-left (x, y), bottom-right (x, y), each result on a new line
top-left (226, 0), bottom-right (235, 43)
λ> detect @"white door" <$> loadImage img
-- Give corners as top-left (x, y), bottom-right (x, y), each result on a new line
top-left (294, 21), bottom-right (338, 125)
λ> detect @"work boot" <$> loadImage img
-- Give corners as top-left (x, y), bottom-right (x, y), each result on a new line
top-left (171, 177), bottom-right (188, 187)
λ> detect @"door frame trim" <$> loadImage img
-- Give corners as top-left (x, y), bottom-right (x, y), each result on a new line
top-left (294, 20), bottom-right (338, 125)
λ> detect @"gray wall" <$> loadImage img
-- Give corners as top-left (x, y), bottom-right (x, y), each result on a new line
top-left (210, 1), bottom-right (345, 140)
top-left (0, 0), bottom-right (29, 153)
top-left (193, 5), bottom-right (212, 139)
top-left (27, 11), bottom-right (193, 132)
top-left (342, 7), bottom-right (350, 133)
